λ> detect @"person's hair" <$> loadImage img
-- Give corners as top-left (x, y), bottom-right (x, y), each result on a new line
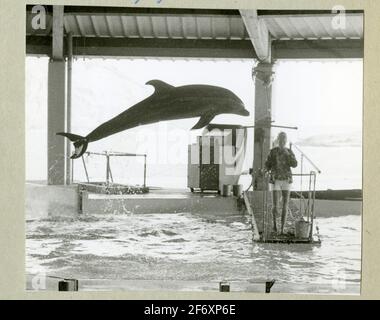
top-left (278, 132), bottom-right (287, 139)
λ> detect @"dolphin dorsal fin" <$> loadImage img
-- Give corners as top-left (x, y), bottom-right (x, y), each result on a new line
top-left (146, 80), bottom-right (174, 93)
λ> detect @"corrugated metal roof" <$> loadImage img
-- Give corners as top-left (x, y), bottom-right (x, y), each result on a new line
top-left (26, 12), bottom-right (363, 41)
top-left (26, 12), bottom-right (250, 40)
top-left (263, 14), bottom-right (363, 40)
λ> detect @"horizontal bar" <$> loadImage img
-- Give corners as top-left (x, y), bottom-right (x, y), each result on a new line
top-left (85, 151), bottom-right (146, 157)
top-left (108, 154), bottom-right (147, 157)
top-left (244, 125), bottom-right (298, 130)
top-left (292, 173), bottom-right (317, 177)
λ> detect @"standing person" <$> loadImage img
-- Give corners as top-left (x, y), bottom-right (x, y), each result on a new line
top-left (265, 132), bottom-right (298, 235)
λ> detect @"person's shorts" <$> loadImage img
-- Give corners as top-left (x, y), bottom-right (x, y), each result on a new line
top-left (270, 179), bottom-right (292, 191)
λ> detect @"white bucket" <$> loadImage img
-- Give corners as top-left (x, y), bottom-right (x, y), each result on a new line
top-left (295, 220), bottom-right (311, 239)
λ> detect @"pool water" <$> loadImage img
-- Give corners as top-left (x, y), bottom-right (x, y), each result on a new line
top-left (26, 212), bottom-right (361, 293)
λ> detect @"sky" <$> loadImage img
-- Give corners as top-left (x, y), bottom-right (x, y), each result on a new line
top-left (26, 57), bottom-right (363, 190)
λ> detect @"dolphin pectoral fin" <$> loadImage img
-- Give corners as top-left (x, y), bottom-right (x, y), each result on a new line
top-left (146, 80), bottom-right (174, 93)
top-left (191, 114), bottom-right (215, 130)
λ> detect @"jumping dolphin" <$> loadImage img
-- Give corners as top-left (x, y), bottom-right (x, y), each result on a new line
top-left (57, 80), bottom-right (250, 159)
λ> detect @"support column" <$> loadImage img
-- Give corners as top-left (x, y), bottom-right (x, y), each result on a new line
top-left (252, 62), bottom-right (275, 190)
top-left (47, 5), bottom-right (67, 185)
top-left (249, 62), bottom-right (275, 235)
top-left (65, 32), bottom-right (73, 185)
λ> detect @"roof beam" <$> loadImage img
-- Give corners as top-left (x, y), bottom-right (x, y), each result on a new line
top-left (239, 9), bottom-right (271, 62)
top-left (26, 36), bottom-right (256, 59)
top-left (26, 36), bottom-right (363, 60)
top-left (257, 10), bottom-right (364, 16)
top-left (273, 39), bottom-right (363, 59)
top-left (26, 5), bottom-right (241, 17)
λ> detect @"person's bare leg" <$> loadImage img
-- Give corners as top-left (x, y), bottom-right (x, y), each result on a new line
top-left (272, 190), bottom-right (280, 233)
top-left (281, 190), bottom-right (290, 234)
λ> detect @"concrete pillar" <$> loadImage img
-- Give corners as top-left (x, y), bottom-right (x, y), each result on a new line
top-left (65, 32), bottom-right (73, 185)
top-left (47, 5), bottom-right (67, 185)
top-left (249, 62), bottom-right (275, 235)
top-left (47, 60), bottom-right (66, 185)
top-left (252, 62), bottom-right (275, 190)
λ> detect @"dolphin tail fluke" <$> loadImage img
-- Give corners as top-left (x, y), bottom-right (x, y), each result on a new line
top-left (56, 132), bottom-right (89, 159)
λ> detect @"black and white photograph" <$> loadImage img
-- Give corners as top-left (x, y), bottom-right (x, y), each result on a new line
top-left (25, 4), bottom-right (363, 294)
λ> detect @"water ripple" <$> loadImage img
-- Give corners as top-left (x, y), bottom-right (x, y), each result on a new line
top-left (26, 213), bottom-right (361, 290)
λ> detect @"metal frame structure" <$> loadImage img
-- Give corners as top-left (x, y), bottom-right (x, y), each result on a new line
top-left (259, 171), bottom-right (319, 244)
top-left (78, 151), bottom-right (147, 188)
top-left (243, 141), bottom-right (322, 244)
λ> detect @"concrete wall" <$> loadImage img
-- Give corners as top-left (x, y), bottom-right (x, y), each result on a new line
top-left (26, 182), bottom-right (243, 218)
top-left (25, 183), bottom-right (361, 220)
top-left (26, 183), bottom-right (79, 219)
top-left (82, 192), bottom-right (242, 215)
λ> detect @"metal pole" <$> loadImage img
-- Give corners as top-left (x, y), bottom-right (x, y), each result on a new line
top-left (307, 173), bottom-right (312, 222)
top-left (263, 188), bottom-right (268, 241)
top-left (309, 171), bottom-right (317, 240)
top-left (71, 158), bottom-right (74, 182)
top-left (262, 173), bottom-right (270, 241)
top-left (106, 153), bottom-right (110, 185)
top-left (109, 163), bottom-right (114, 183)
top-left (292, 143), bottom-right (321, 174)
top-left (65, 32), bottom-right (73, 185)
top-left (261, 182), bottom-right (265, 241)
top-left (143, 155), bottom-right (147, 188)
top-left (81, 156), bottom-right (89, 183)
top-left (262, 189), bottom-right (266, 241)
top-left (299, 154), bottom-right (303, 217)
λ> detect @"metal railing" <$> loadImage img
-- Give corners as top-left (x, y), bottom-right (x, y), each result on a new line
top-left (290, 143), bottom-right (321, 174)
top-left (259, 142), bottom-right (320, 242)
top-left (292, 171), bottom-right (317, 239)
top-left (261, 171), bottom-right (317, 242)
top-left (290, 143), bottom-right (320, 239)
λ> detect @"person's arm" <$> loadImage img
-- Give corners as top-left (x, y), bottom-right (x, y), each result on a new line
top-left (287, 148), bottom-right (298, 168)
top-left (265, 149), bottom-right (274, 171)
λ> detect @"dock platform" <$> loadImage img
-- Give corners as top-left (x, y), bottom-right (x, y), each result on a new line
top-left (257, 235), bottom-right (321, 244)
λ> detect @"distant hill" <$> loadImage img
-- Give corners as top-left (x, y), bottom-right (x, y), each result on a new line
top-left (296, 131), bottom-right (361, 148)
